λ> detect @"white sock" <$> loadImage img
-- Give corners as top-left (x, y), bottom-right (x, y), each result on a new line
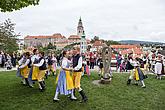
top-left (38, 82), bottom-right (42, 89)
top-left (71, 89), bottom-right (77, 99)
top-left (78, 88), bottom-right (82, 92)
top-left (54, 92), bottom-right (59, 99)
top-left (141, 80), bottom-right (145, 87)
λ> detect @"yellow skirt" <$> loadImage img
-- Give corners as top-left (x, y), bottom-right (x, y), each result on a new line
top-left (32, 66), bottom-right (39, 80)
top-left (65, 70), bottom-right (74, 90)
top-left (134, 69), bottom-right (139, 80)
top-left (20, 66), bottom-right (29, 78)
top-left (37, 70), bottom-right (46, 82)
top-left (56, 69), bottom-right (74, 90)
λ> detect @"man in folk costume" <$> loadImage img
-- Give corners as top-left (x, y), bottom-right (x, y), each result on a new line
top-left (126, 53), bottom-right (135, 85)
top-left (155, 54), bottom-right (163, 80)
top-left (18, 52), bottom-right (33, 88)
top-left (28, 49), bottom-right (39, 85)
top-left (33, 52), bottom-right (47, 92)
top-left (53, 51), bottom-right (76, 102)
top-left (72, 47), bottom-right (88, 103)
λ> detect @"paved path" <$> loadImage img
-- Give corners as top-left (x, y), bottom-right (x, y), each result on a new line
top-left (0, 67), bottom-right (17, 72)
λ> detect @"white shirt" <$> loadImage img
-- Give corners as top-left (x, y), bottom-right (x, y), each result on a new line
top-left (19, 59), bottom-right (30, 69)
top-left (31, 54), bottom-right (39, 64)
top-left (33, 59), bottom-right (44, 67)
top-left (62, 57), bottom-right (69, 69)
top-left (18, 56), bottom-right (25, 65)
top-left (74, 56), bottom-right (82, 71)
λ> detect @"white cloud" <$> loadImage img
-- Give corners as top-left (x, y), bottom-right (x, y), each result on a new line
top-left (0, 0), bottom-right (165, 42)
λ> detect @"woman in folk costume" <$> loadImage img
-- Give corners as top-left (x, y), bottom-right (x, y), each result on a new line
top-left (18, 52), bottom-right (33, 88)
top-left (53, 50), bottom-right (77, 101)
top-left (33, 51), bottom-right (47, 92)
top-left (155, 54), bottom-right (163, 80)
top-left (17, 53), bottom-right (26, 82)
top-left (28, 49), bottom-right (40, 85)
top-left (127, 58), bottom-right (146, 88)
top-left (47, 54), bottom-right (54, 76)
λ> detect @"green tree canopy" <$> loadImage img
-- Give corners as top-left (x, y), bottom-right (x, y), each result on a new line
top-left (0, 0), bottom-right (40, 12)
top-left (0, 19), bottom-right (19, 53)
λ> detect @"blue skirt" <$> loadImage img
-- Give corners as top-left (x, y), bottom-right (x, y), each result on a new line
top-left (137, 68), bottom-right (145, 80)
top-left (56, 70), bottom-right (71, 95)
top-left (16, 68), bottom-right (22, 78)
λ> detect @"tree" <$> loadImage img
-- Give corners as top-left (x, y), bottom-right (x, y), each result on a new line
top-left (0, 19), bottom-right (18, 53)
top-left (104, 40), bottom-right (121, 46)
top-left (0, 0), bottom-right (40, 12)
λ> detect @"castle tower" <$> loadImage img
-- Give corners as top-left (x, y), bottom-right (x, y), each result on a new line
top-left (77, 17), bottom-right (84, 37)
top-left (80, 31), bottom-right (87, 54)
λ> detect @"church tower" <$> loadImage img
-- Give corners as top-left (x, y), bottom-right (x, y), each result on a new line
top-left (77, 17), bottom-right (84, 37)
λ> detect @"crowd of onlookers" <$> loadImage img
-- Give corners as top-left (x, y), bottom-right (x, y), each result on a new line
top-left (0, 51), bottom-right (17, 70)
top-left (1, 50), bottom-right (165, 77)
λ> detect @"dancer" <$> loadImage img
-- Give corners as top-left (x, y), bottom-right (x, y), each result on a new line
top-left (33, 51), bottom-right (47, 92)
top-left (18, 52), bottom-right (33, 88)
top-left (72, 47), bottom-right (88, 103)
top-left (53, 50), bottom-right (76, 101)
top-left (127, 58), bottom-right (146, 88)
top-left (28, 49), bottom-right (39, 86)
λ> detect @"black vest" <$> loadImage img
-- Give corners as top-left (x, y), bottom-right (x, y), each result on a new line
top-left (73, 54), bottom-right (82, 72)
top-left (38, 57), bottom-right (47, 70)
top-left (27, 58), bottom-right (32, 68)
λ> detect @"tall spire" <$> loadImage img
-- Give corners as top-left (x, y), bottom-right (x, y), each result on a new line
top-left (77, 17), bottom-right (84, 37)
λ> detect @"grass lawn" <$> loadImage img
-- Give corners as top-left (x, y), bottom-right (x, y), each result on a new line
top-left (0, 70), bottom-right (165, 110)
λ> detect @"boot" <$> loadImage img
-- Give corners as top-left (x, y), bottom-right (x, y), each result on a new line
top-left (25, 78), bottom-right (30, 86)
top-left (79, 90), bottom-right (88, 103)
top-left (39, 81), bottom-right (45, 92)
top-left (127, 79), bottom-right (131, 85)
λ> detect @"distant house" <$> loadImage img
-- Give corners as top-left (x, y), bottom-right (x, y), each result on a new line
top-left (24, 33), bottom-right (68, 49)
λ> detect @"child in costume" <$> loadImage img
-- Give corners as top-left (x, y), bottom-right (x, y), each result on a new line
top-left (53, 51), bottom-right (76, 101)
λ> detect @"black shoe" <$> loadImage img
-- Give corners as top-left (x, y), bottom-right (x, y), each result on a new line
top-left (79, 90), bottom-right (88, 103)
top-left (127, 79), bottom-right (131, 85)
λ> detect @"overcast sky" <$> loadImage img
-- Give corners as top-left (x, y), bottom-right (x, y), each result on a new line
top-left (0, 0), bottom-right (165, 42)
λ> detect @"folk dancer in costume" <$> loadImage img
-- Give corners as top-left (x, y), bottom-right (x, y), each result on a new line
top-left (18, 52), bottom-right (33, 88)
top-left (155, 54), bottom-right (163, 80)
top-left (33, 52), bottom-right (47, 92)
top-left (28, 49), bottom-right (40, 85)
top-left (72, 47), bottom-right (88, 103)
top-left (127, 58), bottom-right (147, 88)
top-left (126, 53), bottom-right (134, 85)
top-left (53, 51), bottom-right (77, 101)
top-left (46, 54), bottom-right (55, 78)
top-left (17, 53), bottom-right (26, 84)
top-left (51, 53), bottom-right (57, 76)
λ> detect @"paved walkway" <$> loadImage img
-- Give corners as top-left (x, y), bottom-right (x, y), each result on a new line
top-left (0, 67), bottom-right (17, 72)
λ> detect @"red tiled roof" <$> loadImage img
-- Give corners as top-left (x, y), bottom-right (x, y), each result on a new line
top-left (111, 45), bottom-right (140, 49)
top-left (120, 49), bottom-right (133, 55)
top-left (24, 33), bottom-right (64, 39)
top-left (68, 35), bottom-right (80, 39)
